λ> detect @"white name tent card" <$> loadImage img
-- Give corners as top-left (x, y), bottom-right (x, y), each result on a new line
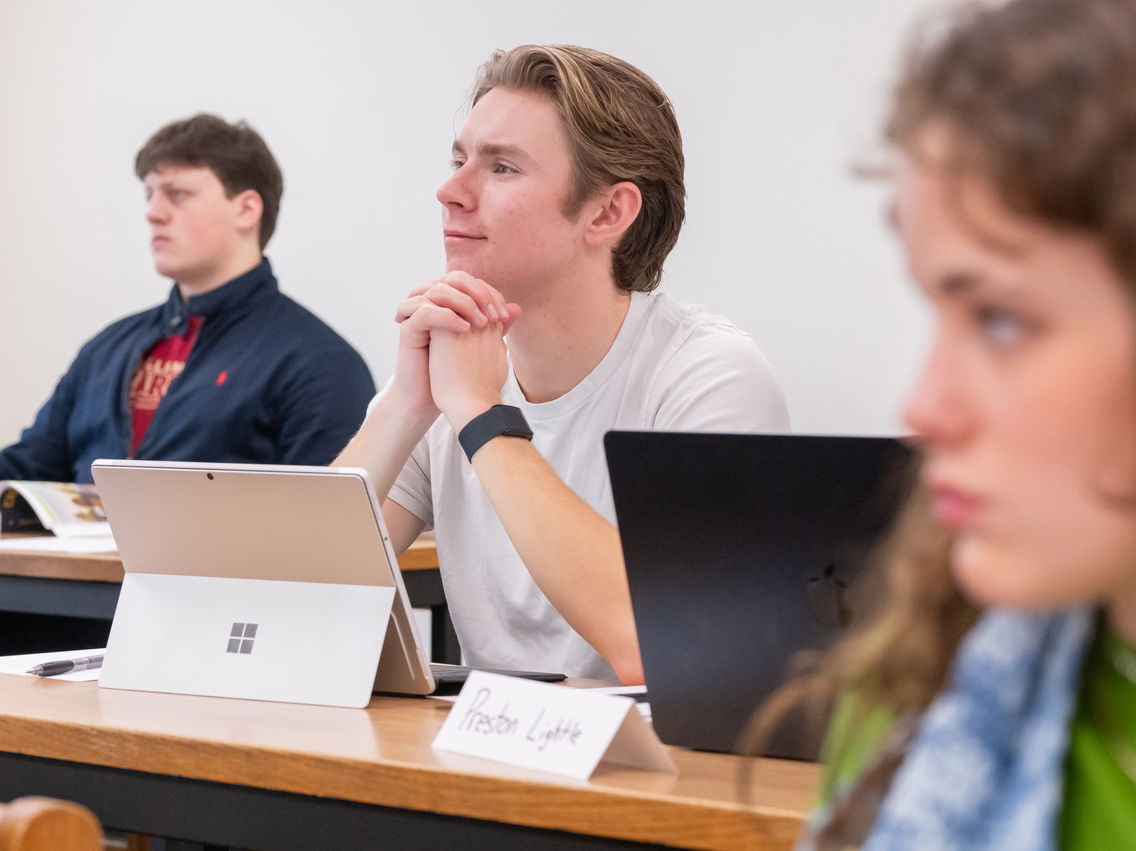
top-left (432, 671), bottom-right (676, 780)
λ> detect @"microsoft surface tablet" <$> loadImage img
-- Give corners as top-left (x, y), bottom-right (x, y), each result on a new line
top-left (91, 460), bottom-right (436, 706)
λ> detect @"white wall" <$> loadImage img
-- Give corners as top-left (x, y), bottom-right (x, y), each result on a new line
top-left (0, 0), bottom-right (943, 449)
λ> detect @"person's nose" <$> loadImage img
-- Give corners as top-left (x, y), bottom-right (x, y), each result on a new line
top-left (902, 330), bottom-right (978, 450)
top-left (146, 193), bottom-right (169, 224)
top-left (436, 164), bottom-right (476, 211)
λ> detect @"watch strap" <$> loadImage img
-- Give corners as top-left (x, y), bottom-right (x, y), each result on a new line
top-left (457, 404), bottom-right (534, 462)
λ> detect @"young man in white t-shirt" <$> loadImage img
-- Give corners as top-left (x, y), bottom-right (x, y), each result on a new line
top-left (336, 45), bottom-right (789, 684)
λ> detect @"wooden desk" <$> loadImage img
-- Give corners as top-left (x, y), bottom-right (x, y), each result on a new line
top-left (0, 534), bottom-right (439, 582)
top-left (0, 535), bottom-right (459, 662)
top-left (0, 674), bottom-right (816, 850)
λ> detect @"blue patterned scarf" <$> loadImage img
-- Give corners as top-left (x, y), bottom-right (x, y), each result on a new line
top-left (862, 607), bottom-right (1093, 851)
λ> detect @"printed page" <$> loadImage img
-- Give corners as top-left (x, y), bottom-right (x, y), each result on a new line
top-left (1, 481), bottom-right (111, 537)
top-left (0, 536), bottom-right (118, 553)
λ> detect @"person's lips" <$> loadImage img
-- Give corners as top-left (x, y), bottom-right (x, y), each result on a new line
top-left (927, 480), bottom-right (986, 528)
top-left (151, 235), bottom-right (170, 250)
top-left (443, 229), bottom-right (486, 241)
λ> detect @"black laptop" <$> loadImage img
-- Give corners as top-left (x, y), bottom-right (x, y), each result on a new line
top-left (604, 431), bottom-right (915, 760)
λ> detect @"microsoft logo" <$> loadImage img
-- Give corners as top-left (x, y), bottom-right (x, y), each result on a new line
top-left (227, 622), bottom-right (258, 654)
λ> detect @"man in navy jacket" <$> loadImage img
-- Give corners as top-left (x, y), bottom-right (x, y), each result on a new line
top-left (0, 114), bottom-right (375, 483)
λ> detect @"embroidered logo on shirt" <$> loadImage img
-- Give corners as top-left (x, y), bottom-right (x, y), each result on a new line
top-left (216, 370), bottom-right (228, 386)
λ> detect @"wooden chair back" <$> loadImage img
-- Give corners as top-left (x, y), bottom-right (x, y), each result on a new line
top-left (0, 797), bottom-right (102, 851)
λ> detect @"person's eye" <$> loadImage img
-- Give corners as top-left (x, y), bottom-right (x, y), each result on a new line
top-left (450, 158), bottom-right (466, 171)
top-left (976, 304), bottom-right (1030, 350)
top-left (492, 163), bottom-right (518, 175)
top-left (168, 189), bottom-right (186, 201)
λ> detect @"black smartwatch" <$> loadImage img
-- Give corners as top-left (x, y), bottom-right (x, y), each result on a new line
top-left (458, 404), bottom-right (534, 462)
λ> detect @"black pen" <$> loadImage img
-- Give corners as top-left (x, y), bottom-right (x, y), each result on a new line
top-left (26, 654), bottom-right (104, 677)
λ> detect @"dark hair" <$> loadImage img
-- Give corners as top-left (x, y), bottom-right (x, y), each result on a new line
top-left (135, 114), bottom-right (284, 250)
top-left (473, 45), bottom-right (686, 293)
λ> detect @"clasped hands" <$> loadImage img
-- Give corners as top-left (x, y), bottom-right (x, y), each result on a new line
top-left (390, 271), bottom-right (523, 432)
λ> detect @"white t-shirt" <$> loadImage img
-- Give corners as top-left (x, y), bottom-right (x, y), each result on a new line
top-left (388, 291), bottom-right (790, 681)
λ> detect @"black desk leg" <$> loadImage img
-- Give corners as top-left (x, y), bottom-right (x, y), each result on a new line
top-left (431, 604), bottom-right (461, 665)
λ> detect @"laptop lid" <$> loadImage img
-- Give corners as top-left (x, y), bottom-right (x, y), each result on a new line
top-left (90, 460), bottom-right (436, 707)
top-left (604, 431), bottom-right (914, 759)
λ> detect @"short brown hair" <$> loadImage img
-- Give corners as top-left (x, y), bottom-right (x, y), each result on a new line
top-left (472, 45), bottom-right (685, 293)
top-left (135, 114), bottom-right (284, 250)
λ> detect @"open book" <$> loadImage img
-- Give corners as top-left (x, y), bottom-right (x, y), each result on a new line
top-left (1, 481), bottom-right (111, 538)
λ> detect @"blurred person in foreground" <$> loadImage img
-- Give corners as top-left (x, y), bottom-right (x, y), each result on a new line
top-left (772, 0), bottom-right (1136, 847)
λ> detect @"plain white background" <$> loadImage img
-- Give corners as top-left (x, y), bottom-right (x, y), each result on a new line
top-left (0, 0), bottom-right (947, 449)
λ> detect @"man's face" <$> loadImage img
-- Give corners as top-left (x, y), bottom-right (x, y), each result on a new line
top-left (436, 87), bottom-right (591, 300)
top-left (143, 164), bottom-right (250, 291)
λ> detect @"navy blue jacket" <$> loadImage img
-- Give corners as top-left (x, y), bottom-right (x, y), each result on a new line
top-left (0, 259), bottom-right (376, 483)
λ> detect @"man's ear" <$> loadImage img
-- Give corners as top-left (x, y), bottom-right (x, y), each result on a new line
top-left (232, 189), bottom-right (264, 238)
top-left (583, 181), bottom-right (642, 248)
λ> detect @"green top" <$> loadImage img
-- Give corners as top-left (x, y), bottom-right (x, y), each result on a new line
top-left (1060, 626), bottom-right (1136, 847)
top-left (814, 624), bottom-right (1136, 848)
